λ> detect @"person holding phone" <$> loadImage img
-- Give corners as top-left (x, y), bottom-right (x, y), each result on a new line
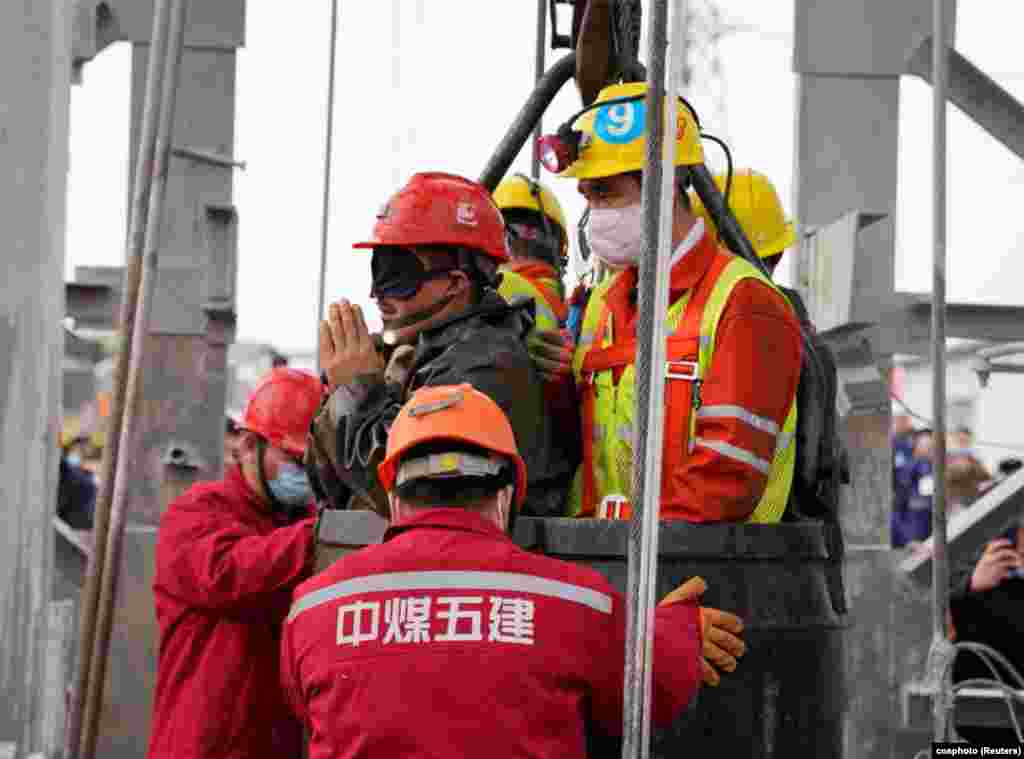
top-left (949, 516), bottom-right (1024, 743)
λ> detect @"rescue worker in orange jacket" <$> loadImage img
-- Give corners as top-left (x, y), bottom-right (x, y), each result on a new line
top-left (536, 82), bottom-right (803, 522)
top-left (493, 173), bottom-right (570, 334)
top-left (148, 368), bottom-right (323, 759)
top-left (282, 384), bottom-right (746, 758)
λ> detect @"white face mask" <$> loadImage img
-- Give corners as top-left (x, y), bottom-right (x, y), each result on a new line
top-left (586, 204), bottom-right (644, 268)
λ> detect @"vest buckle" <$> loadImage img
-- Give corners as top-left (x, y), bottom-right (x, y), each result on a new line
top-left (666, 360), bottom-right (699, 381)
top-left (597, 494), bottom-right (633, 520)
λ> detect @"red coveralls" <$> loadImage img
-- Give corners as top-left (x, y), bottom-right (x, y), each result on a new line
top-left (148, 465), bottom-right (315, 759)
top-left (281, 509), bottom-right (702, 758)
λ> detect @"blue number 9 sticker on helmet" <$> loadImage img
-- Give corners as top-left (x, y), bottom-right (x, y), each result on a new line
top-left (594, 100), bottom-right (646, 145)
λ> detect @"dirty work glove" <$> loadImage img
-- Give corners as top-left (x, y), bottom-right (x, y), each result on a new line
top-left (528, 328), bottom-right (575, 383)
top-left (384, 344), bottom-right (417, 389)
top-left (660, 576), bottom-right (746, 687)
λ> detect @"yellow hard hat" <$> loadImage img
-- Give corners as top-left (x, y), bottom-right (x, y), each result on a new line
top-left (690, 169), bottom-right (796, 259)
top-left (89, 428), bottom-right (107, 450)
top-left (493, 174), bottom-right (568, 258)
top-left (494, 175), bottom-right (567, 235)
top-left (60, 416), bottom-right (82, 449)
top-left (555, 82), bottom-right (704, 179)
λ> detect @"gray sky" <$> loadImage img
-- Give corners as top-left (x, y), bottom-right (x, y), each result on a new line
top-left (65, 1), bottom-right (1024, 355)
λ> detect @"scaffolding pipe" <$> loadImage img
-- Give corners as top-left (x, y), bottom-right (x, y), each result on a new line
top-left (316, 0), bottom-right (340, 374)
top-left (621, 0), bottom-right (683, 756)
top-left (78, 1), bottom-right (190, 756)
top-left (531, 0), bottom-right (547, 179)
top-left (930, 0), bottom-right (952, 743)
top-left (64, 0), bottom-right (173, 754)
top-left (479, 52), bottom-right (576, 191)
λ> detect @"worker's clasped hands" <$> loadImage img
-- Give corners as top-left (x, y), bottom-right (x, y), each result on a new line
top-left (320, 300), bottom-right (385, 391)
top-left (660, 576), bottom-right (746, 688)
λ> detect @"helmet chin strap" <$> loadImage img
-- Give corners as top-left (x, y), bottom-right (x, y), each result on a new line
top-left (501, 485), bottom-right (518, 534)
top-left (381, 291), bottom-right (457, 333)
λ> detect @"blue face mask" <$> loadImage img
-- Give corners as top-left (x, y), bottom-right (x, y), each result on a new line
top-left (268, 462), bottom-right (313, 506)
top-left (66, 452), bottom-right (82, 468)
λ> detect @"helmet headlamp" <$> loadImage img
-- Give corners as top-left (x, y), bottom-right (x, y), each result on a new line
top-left (536, 92), bottom-right (702, 176)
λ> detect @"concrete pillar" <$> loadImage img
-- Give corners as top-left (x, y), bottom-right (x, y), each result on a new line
top-left (117, 41), bottom-right (239, 527)
top-left (793, 2), bottom-right (956, 757)
top-left (0, 0), bottom-right (73, 756)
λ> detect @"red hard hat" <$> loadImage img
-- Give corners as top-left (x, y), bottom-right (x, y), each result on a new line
top-left (240, 368), bottom-right (324, 459)
top-left (353, 172), bottom-right (510, 263)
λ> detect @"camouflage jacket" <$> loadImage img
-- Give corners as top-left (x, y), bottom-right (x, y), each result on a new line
top-left (307, 292), bottom-right (571, 518)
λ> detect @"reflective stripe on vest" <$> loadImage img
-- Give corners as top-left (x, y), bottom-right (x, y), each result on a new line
top-left (498, 269), bottom-right (566, 333)
top-left (570, 254), bottom-right (797, 523)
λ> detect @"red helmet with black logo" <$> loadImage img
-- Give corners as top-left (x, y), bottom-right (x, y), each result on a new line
top-left (353, 172), bottom-right (510, 263)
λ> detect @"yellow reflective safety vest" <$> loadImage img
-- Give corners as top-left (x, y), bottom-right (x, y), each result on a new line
top-left (498, 263), bottom-right (568, 333)
top-left (570, 238), bottom-right (797, 523)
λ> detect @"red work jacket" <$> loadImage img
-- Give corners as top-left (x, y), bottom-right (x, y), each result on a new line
top-left (281, 509), bottom-right (702, 759)
top-left (148, 465), bottom-right (315, 759)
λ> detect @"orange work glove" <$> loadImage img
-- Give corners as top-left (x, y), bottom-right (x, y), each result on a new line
top-left (660, 576), bottom-right (746, 687)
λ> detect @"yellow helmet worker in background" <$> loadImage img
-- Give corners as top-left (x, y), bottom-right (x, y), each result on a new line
top-left (493, 174), bottom-right (569, 263)
top-left (690, 169), bottom-right (796, 274)
top-left (494, 173), bottom-right (570, 333)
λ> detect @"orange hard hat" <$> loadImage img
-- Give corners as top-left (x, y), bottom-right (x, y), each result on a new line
top-left (377, 384), bottom-right (527, 508)
top-left (241, 368), bottom-right (324, 459)
top-left (353, 172), bottom-right (510, 263)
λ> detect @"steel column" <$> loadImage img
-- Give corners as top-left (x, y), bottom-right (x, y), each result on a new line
top-left (928, 0), bottom-right (952, 742)
top-left (0, 0), bottom-right (73, 756)
top-left (793, 0), bottom-right (926, 754)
